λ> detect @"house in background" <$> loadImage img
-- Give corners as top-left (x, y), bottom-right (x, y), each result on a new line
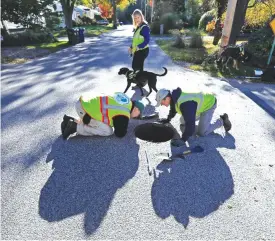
top-left (53, 2), bottom-right (101, 28)
top-left (1, 2), bottom-right (102, 32)
top-left (0, 20), bottom-right (25, 34)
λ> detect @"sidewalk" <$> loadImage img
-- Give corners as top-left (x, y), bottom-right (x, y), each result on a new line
top-left (224, 78), bottom-right (275, 118)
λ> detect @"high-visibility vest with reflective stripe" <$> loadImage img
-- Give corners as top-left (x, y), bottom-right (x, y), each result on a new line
top-left (80, 93), bottom-right (132, 127)
top-left (175, 92), bottom-right (216, 117)
top-left (132, 25), bottom-right (149, 53)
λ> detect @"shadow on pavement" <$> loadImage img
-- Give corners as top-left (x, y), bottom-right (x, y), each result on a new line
top-left (221, 79), bottom-right (275, 119)
top-left (151, 133), bottom-right (235, 228)
top-left (39, 129), bottom-right (139, 235)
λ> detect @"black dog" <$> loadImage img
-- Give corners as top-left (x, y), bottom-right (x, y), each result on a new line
top-left (118, 67), bottom-right (168, 97)
top-left (216, 45), bottom-right (252, 71)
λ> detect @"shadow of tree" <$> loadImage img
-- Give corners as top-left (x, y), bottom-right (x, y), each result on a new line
top-left (220, 78), bottom-right (275, 119)
top-left (1, 33), bottom-right (170, 85)
top-left (39, 127), bottom-right (139, 235)
top-left (151, 134), bottom-right (235, 227)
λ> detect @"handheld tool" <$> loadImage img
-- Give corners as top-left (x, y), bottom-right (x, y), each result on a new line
top-left (161, 145), bottom-right (204, 162)
top-left (145, 150), bottom-right (153, 176)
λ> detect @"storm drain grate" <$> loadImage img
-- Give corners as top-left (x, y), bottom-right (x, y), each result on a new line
top-left (134, 123), bottom-right (174, 143)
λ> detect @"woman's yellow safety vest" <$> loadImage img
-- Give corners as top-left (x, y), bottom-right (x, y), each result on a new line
top-left (175, 92), bottom-right (216, 117)
top-left (80, 92), bottom-right (132, 127)
top-left (132, 25), bottom-right (149, 53)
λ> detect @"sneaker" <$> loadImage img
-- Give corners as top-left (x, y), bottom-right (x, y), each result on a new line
top-left (63, 120), bottom-right (77, 140)
top-left (61, 115), bottom-right (74, 135)
top-left (220, 113), bottom-right (232, 132)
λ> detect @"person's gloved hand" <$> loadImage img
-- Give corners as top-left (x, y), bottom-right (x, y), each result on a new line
top-left (171, 138), bottom-right (186, 147)
top-left (83, 113), bottom-right (91, 124)
top-left (157, 118), bottom-right (170, 124)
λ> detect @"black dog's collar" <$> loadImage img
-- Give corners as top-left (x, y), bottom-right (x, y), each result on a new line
top-left (126, 70), bottom-right (132, 78)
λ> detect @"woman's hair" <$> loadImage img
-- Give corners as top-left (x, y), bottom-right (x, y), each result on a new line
top-left (132, 9), bottom-right (148, 29)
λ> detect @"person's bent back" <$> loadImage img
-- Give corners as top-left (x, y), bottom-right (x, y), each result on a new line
top-left (61, 92), bottom-right (144, 140)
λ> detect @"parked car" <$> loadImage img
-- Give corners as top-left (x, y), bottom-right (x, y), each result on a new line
top-left (97, 20), bottom-right (109, 25)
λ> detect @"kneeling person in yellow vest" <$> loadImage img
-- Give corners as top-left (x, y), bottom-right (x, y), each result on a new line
top-left (61, 92), bottom-right (145, 140)
top-left (156, 88), bottom-right (232, 147)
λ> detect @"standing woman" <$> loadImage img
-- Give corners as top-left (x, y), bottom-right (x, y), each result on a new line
top-left (129, 9), bottom-right (150, 72)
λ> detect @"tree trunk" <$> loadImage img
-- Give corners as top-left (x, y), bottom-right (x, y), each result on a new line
top-left (61, 3), bottom-right (74, 29)
top-left (60, 0), bottom-right (76, 44)
top-left (213, 0), bottom-right (228, 45)
top-left (228, 0), bottom-right (249, 45)
top-left (112, 0), bottom-right (117, 29)
top-left (64, 8), bottom-right (74, 29)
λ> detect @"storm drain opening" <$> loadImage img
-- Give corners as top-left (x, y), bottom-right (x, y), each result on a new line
top-left (134, 123), bottom-right (174, 143)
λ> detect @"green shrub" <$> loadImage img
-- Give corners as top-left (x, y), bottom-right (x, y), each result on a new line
top-left (78, 16), bottom-right (95, 25)
top-left (150, 20), bottom-right (161, 34)
top-left (168, 29), bottom-right (181, 35)
top-left (198, 9), bottom-right (216, 30)
top-left (189, 31), bottom-right (203, 48)
top-left (2, 30), bottom-right (56, 46)
top-left (181, 28), bottom-right (191, 36)
top-left (73, 18), bottom-right (83, 27)
top-left (189, 14), bottom-right (202, 28)
top-left (247, 25), bottom-right (273, 56)
top-left (172, 35), bottom-right (185, 48)
top-left (160, 13), bottom-right (180, 33)
top-left (45, 12), bottom-right (61, 30)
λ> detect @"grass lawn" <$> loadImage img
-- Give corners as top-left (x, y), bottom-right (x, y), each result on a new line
top-left (53, 24), bottom-right (113, 38)
top-left (26, 41), bottom-right (70, 52)
top-left (156, 37), bottom-right (257, 78)
top-left (2, 24), bottom-right (113, 64)
top-left (2, 41), bottom-right (69, 64)
top-left (156, 37), bottom-right (218, 64)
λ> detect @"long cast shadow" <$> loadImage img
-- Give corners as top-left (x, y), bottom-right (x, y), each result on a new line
top-left (39, 126), bottom-right (139, 235)
top-left (221, 79), bottom-right (275, 119)
top-left (151, 134), bottom-right (235, 227)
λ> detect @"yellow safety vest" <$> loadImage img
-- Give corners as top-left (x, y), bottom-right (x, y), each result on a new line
top-left (80, 92), bottom-right (132, 127)
top-left (132, 24), bottom-right (149, 53)
top-left (175, 92), bottom-right (216, 117)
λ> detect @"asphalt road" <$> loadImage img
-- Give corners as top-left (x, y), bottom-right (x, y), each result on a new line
top-left (1, 25), bottom-right (275, 240)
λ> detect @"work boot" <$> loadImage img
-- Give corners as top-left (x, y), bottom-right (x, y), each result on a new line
top-left (63, 120), bottom-right (77, 140)
top-left (220, 113), bottom-right (232, 132)
top-left (61, 115), bottom-right (74, 135)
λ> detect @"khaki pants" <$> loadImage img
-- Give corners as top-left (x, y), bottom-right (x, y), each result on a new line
top-left (179, 100), bottom-right (223, 137)
top-left (75, 100), bottom-right (114, 136)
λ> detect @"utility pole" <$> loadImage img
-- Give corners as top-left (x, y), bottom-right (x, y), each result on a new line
top-left (228, 0), bottom-right (249, 45)
top-left (145, 0), bottom-right (147, 21)
top-left (220, 0), bottom-right (238, 50)
top-left (151, 0), bottom-right (154, 23)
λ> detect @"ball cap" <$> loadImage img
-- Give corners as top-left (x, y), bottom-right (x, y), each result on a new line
top-left (133, 100), bottom-right (145, 114)
top-left (155, 89), bottom-right (170, 107)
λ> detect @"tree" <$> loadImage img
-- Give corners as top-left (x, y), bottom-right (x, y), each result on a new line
top-left (96, 0), bottom-right (135, 28)
top-left (245, 0), bottom-right (275, 27)
top-left (98, 1), bottom-right (113, 18)
top-left (1, 0), bottom-right (54, 29)
top-left (75, 0), bottom-right (94, 7)
top-left (213, 0), bottom-right (275, 45)
top-left (200, 0), bottom-right (216, 12)
top-left (152, 0), bottom-right (185, 21)
top-left (212, 0), bottom-right (228, 45)
top-left (60, 0), bottom-right (77, 29)
top-left (228, 0), bottom-right (249, 44)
